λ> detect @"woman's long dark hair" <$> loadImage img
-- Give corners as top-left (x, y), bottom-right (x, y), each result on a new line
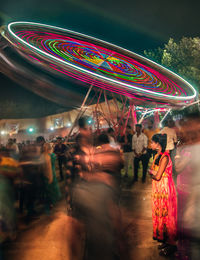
top-left (152, 134), bottom-right (167, 165)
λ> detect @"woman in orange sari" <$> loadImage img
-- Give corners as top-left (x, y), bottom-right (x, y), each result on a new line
top-left (149, 134), bottom-right (177, 256)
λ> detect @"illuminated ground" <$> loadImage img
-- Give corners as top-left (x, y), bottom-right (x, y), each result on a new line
top-left (3, 176), bottom-right (177, 260)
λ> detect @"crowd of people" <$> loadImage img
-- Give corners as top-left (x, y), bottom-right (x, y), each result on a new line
top-left (0, 113), bottom-right (200, 259)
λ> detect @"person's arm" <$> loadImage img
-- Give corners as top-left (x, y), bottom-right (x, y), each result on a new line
top-left (132, 136), bottom-right (137, 156)
top-left (151, 155), bottom-right (169, 181)
top-left (141, 134), bottom-right (148, 154)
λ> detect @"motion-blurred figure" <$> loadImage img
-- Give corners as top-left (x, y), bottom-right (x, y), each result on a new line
top-left (19, 143), bottom-right (43, 220)
top-left (175, 118), bottom-right (193, 259)
top-left (160, 119), bottom-right (177, 158)
top-left (72, 132), bottom-right (124, 260)
top-left (0, 148), bottom-right (20, 258)
top-left (107, 127), bottom-right (119, 149)
top-left (6, 138), bottom-right (19, 160)
top-left (178, 113), bottom-right (200, 259)
top-left (42, 143), bottom-right (61, 214)
top-left (54, 137), bottom-right (67, 181)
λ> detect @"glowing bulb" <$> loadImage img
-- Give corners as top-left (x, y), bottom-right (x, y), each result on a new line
top-left (67, 122), bottom-right (72, 127)
top-left (1, 130), bottom-right (5, 135)
top-left (50, 126), bottom-right (54, 131)
top-left (28, 127), bottom-right (34, 133)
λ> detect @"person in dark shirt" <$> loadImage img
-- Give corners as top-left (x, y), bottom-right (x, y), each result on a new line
top-left (119, 125), bottom-right (133, 178)
top-left (53, 137), bottom-right (67, 181)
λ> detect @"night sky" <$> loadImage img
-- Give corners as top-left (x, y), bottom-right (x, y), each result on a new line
top-left (0, 0), bottom-right (199, 118)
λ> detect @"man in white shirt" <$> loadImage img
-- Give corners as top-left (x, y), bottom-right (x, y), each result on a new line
top-left (132, 124), bottom-right (148, 183)
top-left (160, 119), bottom-right (177, 153)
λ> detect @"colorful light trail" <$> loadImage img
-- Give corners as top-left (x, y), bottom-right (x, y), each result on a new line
top-left (2, 22), bottom-right (197, 106)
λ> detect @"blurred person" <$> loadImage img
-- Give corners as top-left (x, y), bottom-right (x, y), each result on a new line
top-left (17, 142), bottom-right (23, 153)
top-left (143, 120), bottom-right (159, 161)
top-left (78, 116), bottom-right (91, 137)
top-left (149, 134), bottom-right (177, 256)
top-left (132, 124), bottom-right (148, 183)
top-left (72, 132), bottom-right (124, 260)
top-left (6, 138), bottom-right (13, 150)
top-left (107, 127), bottom-right (115, 143)
top-left (107, 127), bottom-right (119, 149)
top-left (178, 113), bottom-right (200, 259)
top-left (160, 119), bottom-right (177, 156)
top-left (19, 143), bottom-right (44, 220)
top-left (35, 136), bottom-right (47, 202)
top-left (175, 120), bottom-right (192, 259)
top-left (36, 136), bottom-right (45, 154)
top-left (0, 148), bottom-right (21, 258)
top-left (65, 145), bottom-right (76, 212)
top-left (54, 137), bottom-right (67, 181)
top-left (66, 132), bottom-right (94, 212)
top-left (6, 138), bottom-right (19, 159)
top-left (119, 125), bottom-right (133, 179)
top-left (94, 132), bottom-right (124, 195)
top-left (42, 143), bottom-right (61, 214)
top-left (12, 138), bottom-right (19, 154)
top-left (177, 118), bottom-right (186, 144)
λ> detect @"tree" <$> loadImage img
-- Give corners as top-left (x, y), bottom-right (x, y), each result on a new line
top-left (144, 37), bottom-right (200, 92)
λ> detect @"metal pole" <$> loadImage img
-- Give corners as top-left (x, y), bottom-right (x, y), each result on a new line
top-left (66, 83), bottom-right (94, 141)
top-left (138, 109), bottom-right (147, 124)
top-left (159, 108), bottom-right (171, 127)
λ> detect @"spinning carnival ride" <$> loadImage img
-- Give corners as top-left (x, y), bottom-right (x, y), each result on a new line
top-left (0, 22), bottom-right (197, 133)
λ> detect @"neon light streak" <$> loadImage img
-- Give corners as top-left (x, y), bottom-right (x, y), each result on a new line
top-left (5, 21), bottom-right (197, 104)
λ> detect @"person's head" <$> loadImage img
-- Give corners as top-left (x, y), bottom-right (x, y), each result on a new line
top-left (56, 137), bottom-right (62, 144)
top-left (78, 117), bottom-right (87, 129)
top-left (147, 120), bottom-right (154, 129)
top-left (98, 133), bottom-right (110, 146)
top-left (126, 125), bottom-right (132, 134)
top-left (8, 138), bottom-right (13, 144)
top-left (107, 127), bottom-right (114, 137)
top-left (135, 124), bottom-right (142, 134)
top-left (180, 112), bottom-right (200, 144)
top-left (151, 134), bottom-right (167, 152)
top-left (168, 119), bottom-right (175, 128)
top-left (36, 136), bottom-right (45, 146)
